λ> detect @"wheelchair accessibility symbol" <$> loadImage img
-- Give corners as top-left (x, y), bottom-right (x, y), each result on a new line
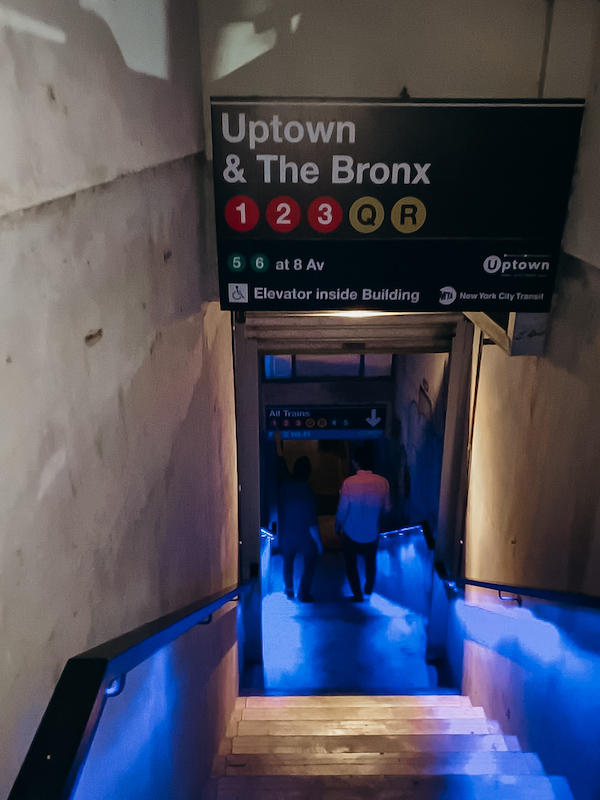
top-left (228, 283), bottom-right (249, 303)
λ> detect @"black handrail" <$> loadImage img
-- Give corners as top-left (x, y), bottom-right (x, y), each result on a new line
top-left (435, 562), bottom-right (600, 610)
top-left (9, 581), bottom-right (255, 800)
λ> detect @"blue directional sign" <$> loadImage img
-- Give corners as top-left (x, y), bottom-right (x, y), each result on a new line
top-left (266, 405), bottom-right (387, 439)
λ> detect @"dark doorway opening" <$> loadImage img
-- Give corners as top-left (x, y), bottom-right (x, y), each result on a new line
top-left (239, 348), bottom-right (456, 695)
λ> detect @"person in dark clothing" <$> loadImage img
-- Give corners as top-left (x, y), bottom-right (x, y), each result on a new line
top-left (278, 456), bottom-right (322, 602)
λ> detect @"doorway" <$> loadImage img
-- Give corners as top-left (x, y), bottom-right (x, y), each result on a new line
top-left (233, 312), bottom-right (473, 695)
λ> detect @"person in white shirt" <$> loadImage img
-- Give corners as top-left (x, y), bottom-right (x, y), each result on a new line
top-left (335, 444), bottom-right (390, 602)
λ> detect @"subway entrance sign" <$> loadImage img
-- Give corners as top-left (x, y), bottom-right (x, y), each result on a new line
top-left (266, 406), bottom-right (386, 440)
top-left (211, 98), bottom-right (584, 313)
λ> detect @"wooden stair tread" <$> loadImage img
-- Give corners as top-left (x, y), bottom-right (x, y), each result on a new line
top-left (242, 695), bottom-right (472, 708)
top-left (236, 718), bottom-right (498, 736)
top-left (216, 773), bottom-right (569, 800)
top-left (230, 732), bottom-right (513, 754)
top-left (241, 705), bottom-right (486, 721)
top-left (216, 695), bottom-right (573, 800)
top-left (221, 750), bottom-right (543, 776)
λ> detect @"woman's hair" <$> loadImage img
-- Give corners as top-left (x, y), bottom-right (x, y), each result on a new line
top-left (293, 456), bottom-right (312, 482)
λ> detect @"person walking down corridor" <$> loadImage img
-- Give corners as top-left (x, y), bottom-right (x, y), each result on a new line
top-left (335, 445), bottom-right (391, 602)
top-left (278, 456), bottom-right (322, 602)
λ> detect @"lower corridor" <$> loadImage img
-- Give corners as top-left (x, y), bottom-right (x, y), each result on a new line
top-left (252, 542), bottom-right (441, 696)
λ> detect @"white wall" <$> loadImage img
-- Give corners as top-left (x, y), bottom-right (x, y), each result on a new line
top-left (200, 0), bottom-right (596, 101)
top-left (0, 0), bottom-right (203, 215)
top-left (0, 1), bottom-right (238, 795)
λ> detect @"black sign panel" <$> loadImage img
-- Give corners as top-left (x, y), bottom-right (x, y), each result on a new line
top-left (211, 98), bottom-right (583, 312)
top-left (266, 405), bottom-right (386, 440)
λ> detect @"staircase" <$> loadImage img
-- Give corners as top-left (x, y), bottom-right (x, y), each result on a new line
top-left (213, 695), bottom-right (574, 799)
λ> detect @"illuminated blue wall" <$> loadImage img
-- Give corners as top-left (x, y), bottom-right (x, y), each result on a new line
top-left (72, 607), bottom-right (238, 800)
top-left (448, 588), bottom-right (600, 800)
top-left (376, 528), bottom-right (433, 618)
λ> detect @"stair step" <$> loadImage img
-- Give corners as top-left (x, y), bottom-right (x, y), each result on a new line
top-left (221, 750), bottom-right (544, 776)
top-left (524, 752), bottom-right (546, 775)
top-left (218, 695), bottom-right (572, 800)
top-left (241, 705), bottom-right (486, 721)
top-left (236, 718), bottom-right (498, 736)
top-left (216, 774), bottom-right (567, 799)
top-left (504, 735), bottom-right (522, 751)
top-left (549, 776), bottom-right (576, 800)
top-left (231, 733), bottom-right (513, 754)
top-left (243, 695), bottom-right (472, 708)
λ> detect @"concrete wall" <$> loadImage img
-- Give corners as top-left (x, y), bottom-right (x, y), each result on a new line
top-left (451, 13), bottom-right (600, 800)
top-left (466, 17), bottom-right (600, 596)
top-left (467, 258), bottom-right (600, 594)
top-left (0, 2), bottom-right (238, 796)
top-left (393, 354), bottom-right (449, 533)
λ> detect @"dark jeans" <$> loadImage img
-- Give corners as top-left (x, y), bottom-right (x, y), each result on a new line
top-left (342, 534), bottom-right (379, 599)
top-left (282, 540), bottom-right (319, 599)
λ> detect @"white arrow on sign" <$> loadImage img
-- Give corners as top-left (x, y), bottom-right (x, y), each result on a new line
top-left (366, 409), bottom-right (381, 427)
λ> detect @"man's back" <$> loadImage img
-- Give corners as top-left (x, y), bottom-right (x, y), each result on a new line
top-left (336, 469), bottom-right (390, 544)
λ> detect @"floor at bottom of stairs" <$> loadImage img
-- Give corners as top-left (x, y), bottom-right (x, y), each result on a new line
top-left (252, 551), bottom-right (443, 696)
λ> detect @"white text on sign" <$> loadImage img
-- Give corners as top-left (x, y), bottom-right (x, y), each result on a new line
top-left (221, 112), bottom-right (356, 149)
top-left (252, 154), bottom-right (431, 185)
top-left (276, 259), bottom-right (325, 271)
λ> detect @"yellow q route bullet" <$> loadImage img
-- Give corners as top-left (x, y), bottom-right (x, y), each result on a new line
top-left (349, 196), bottom-right (385, 233)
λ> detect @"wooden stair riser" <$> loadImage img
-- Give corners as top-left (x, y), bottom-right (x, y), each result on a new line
top-left (240, 706), bottom-right (486, 721)
top-left (242, 695), bottom-right (473, 708)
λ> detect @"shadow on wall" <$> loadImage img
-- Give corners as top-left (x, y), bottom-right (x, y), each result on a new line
top-left (205, 0), bottom-right (414, 94)
top-left (201, 0), bottom-right (553, 97)
top-left (0, 0), bottom-right (204, 219)
top-left (452, 596), bottom-right (600, 800)
top-left (390, 363), bottom-right (449, 534)
top-left (0, 0), bottom-right (197, 80)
